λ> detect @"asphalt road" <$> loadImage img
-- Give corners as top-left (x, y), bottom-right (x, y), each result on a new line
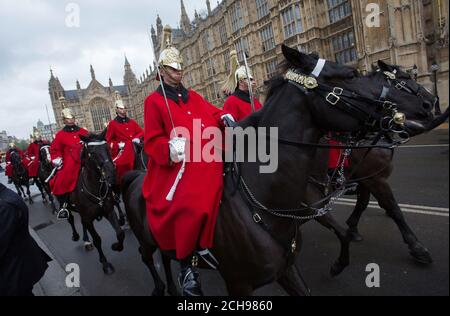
top-left (2, 129), bottom-right (448, 296)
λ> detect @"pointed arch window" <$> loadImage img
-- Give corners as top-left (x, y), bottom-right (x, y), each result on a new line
top-left (90, 98), bottom-right (111, 132)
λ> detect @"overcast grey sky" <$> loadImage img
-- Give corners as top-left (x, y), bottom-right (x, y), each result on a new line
top-left (0, 0), bottom-right (215, 139)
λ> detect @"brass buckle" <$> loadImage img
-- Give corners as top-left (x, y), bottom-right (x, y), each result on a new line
top-left (395, 81), bottom-right (406, 90)
top-left (333, 87), bottom-right (343, 95)
top-left (326, 92), bottom-right (340, 105)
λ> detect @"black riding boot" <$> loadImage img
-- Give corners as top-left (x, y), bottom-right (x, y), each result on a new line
top-left (178, 255), bottom-right (203, 297)
top-left (112, 185), bottom-right (121, 203)
top-left (7, 177), bottom-right (12, 184)
top-left (56, 194), bottom-right (70, 220)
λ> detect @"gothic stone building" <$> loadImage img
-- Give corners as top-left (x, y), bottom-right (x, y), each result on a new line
top-left (49, 0), bottom-right (448, 130)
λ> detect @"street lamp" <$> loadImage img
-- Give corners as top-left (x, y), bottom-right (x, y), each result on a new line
top-left (430, 61), bottom-right (441, 115)
top-left (411, 64), bottom-right (418, 81)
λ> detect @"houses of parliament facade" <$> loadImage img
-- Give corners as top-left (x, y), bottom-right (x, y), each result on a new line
top-left (49, 0), bottom-right (448, 131)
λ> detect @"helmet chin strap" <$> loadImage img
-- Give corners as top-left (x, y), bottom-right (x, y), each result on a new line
top-left (160, 65), bottom-right (183, 87)
top-left (311, 59), bottom-right (326, 78)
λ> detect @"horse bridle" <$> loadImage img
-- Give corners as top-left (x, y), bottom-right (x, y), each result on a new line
top-left (284, 68), bottom-right (407, 138)
top-left (80, 141), bottom-right (114, 207)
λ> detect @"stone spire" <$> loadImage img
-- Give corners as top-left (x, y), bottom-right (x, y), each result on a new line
top-left (76, 80), bottom-right (81, 90)
top-left (156, 14), bottom-right (163, 35)
top-left (206, 0), bottom-right (212, 15)
top-left (90, 65), bottom-right (96, 80)
top-left (180, 0), bottom-right (191, 34)
top-left (123, 56), bottom-right (137, 91)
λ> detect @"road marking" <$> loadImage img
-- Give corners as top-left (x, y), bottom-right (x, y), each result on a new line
top-left (399, 144), bottom-right (449, 148)
top-left (335, 200), bottom-right (449, 217)
top-left (339, 198), bottom-right (449, 212)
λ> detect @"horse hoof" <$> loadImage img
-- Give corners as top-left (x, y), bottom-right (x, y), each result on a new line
top-left (84, 242), bottom-right (94, 252)
top-left (29, 200), bottom-right (34, 205)
top-left (43, 199), bottom-right (48, 205)
top-left (72, 234), bottom-right (80, 242)
top-left (119, 217), bottom-right (126, 227)
top-left (112, 243), bottom-right (124, 252)
top-left (103, 263), bottom-right (115, 275)
top-left (410, 246), bottom-right (433, 264)
top-left (330, 261), bottom-right (347, 277)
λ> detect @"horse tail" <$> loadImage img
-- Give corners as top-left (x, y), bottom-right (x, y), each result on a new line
top-left (121, 170), bottom-right (143, 197)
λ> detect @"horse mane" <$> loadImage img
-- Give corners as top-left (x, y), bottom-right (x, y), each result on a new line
top-left (264, 60), bottom-right (293, 101)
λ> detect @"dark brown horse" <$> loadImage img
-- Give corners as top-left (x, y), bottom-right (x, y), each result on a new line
top-left (64, 131), bottom-right (125, 274)
top-left (9, 151), bottom-right (33, 204)
top-left (122, 45), bottom-right (436, 296)
top-left (327, 62), bottom-right (446, 265)
top-left (37, 145), bottom-right (58, 214)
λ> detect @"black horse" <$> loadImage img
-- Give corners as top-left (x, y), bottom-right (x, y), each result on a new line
top-left (38, 144), bottom-right (94, 251)
top-left (36, 145), bottom-right (58, 213)
top-left (122, 45), bottom-right (436, 296)
top-left (340, 62), bottom-right (447, 263)
top-left (10, 151), bottom-right (33, 204)
top-left (65, 131), bottom-right (125, 274)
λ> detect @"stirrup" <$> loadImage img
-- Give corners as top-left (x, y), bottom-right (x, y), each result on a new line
top-left (197, 249), bottom-right (219, 270)
top-left (178, 267), bottom-right (203, 297)
top-left (57, 203), bottom-right (70, 220)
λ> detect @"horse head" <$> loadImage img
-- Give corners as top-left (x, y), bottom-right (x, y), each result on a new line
top-left (279, 45), bottom-right (438, 139)
top-left (276, 45), bottom-right (389, 136)
top-left (10, 151), bottom-right (22, 167)
top-left (79, 130), bottom-right (116, 189)
top-left (39, 145), bottom-right (52, 166)
top-left (370, 61), bottom-right (437, 136)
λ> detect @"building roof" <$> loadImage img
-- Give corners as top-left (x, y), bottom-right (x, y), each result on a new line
top-left (64, 85), bottom-right (129, 101)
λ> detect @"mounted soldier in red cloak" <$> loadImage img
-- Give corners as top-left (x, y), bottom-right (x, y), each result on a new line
top-left (222, 50), bottom-right (263, 122)
top-left (49, 104), bottom-right (88, 220)
top-left (106, 91), bottom-right (144, 187)
top-left (143, 27), bottom-right (234, 297)
top-left (5, 143), bottom-right (25, 184)
top-left (25, 131), bottom-right (50, 185)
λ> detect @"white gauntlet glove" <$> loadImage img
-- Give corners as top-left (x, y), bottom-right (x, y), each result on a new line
top-left (52, 158), bottom-right (63, 168)
top-left (118, 142), bottom-right (125, 150)
top-left (221, 114), bottom-right (235, 123)
top-left (132, 138), bottom-right (141, 144)
top-left (169, 137), bottom-right (186, 164)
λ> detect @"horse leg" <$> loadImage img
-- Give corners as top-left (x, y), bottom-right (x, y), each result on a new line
top-left (67, 212), bottom-right (80, 242)
top-left (138, 246), bottom-right (167, 296)
top-left (115, 201), bottom-right (126, 227)
top-left (162, 254), bottom-right (178, 296)
top-left (346, 184), bottom-right (371, 242)
top-left (316, 213), bottom-right (351, 277)
top-left (45, 186), bottom-right (58, 214)
top-left (369, 180), bottom-right (433, 264)
top-left (105, 210), bottom-right (125, 252)
top-left (35, 178), bottom-right (47, 204)
top-left (278, 264), bottom-right (312, 296)
top-left (81, 222), bottom-right (94, 251)
top-left (26, 184), bottom-right (33, 205)
top-left (15, 184), bottom-right (23, 198)
top-left (83, 218), bottom-right (115, 275)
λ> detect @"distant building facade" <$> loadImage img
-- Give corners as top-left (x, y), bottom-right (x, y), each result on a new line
top-left (49, 0), bottom-right (448, 129)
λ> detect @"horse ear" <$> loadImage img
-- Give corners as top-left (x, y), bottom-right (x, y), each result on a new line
top-left (371, 63), bottom-right (379, 72)
top-left (281, 44), bottom-right (316, 73)
top-left (377, 60), bottom-right (393, 72)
